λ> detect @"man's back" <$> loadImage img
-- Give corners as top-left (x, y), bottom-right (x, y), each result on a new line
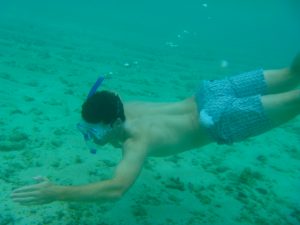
top-left (123, 97), bottom-right (212, 157)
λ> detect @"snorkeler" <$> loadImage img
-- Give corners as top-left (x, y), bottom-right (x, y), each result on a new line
top-left (12, 53), bottom-right (300, 205)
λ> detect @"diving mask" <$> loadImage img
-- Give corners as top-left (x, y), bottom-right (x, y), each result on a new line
top-left (77, 76), bottom-right (107, 154)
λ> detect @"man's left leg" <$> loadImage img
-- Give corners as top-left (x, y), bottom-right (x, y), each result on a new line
top-left (261, 89), bottom-right (300, 127)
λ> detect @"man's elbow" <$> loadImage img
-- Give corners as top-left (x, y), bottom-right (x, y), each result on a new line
top-left (92, 189), bottom-right (123, 203)
top-left (108, 184), bottom-right (128, 201)
top-left (109, 190), bottom-right (123, 201)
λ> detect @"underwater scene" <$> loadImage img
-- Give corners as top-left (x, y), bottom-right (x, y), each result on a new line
top-left (0, 0), bottom-right (300, 224)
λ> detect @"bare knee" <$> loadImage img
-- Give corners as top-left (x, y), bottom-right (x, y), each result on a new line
top-left (263, 53), bottom-right (300, 94)
top-left (261, 90), bottom-right (300, 126)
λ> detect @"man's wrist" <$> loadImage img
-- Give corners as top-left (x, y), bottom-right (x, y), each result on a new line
top-left (51, 185), bottom-right (68, 201)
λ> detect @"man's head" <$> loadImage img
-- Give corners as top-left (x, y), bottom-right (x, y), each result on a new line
top-left (79, 91), bottom-right (126, 151)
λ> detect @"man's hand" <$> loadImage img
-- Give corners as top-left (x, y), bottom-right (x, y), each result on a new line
top-left (11, 176), bottom-right (58, 205)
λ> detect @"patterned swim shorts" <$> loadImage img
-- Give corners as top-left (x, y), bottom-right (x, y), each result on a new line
top-left (195, 69), bottom-right (273, 144)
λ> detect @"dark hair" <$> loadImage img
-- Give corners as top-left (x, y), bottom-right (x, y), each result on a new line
top-left (81, 91), bottom-right (125, 125)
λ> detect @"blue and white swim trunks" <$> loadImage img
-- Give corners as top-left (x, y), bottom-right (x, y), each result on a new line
top-left (195, 69), bottom-right (273, 145)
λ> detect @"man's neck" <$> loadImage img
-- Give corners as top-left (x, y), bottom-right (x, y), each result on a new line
top-left (110, 124), bottom-right (131, 148)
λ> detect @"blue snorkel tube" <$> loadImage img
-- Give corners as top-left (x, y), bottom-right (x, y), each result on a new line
top-left (77, 76), bottom-right (105, 154)
top-left (87, 76), bottom-right (105, 99)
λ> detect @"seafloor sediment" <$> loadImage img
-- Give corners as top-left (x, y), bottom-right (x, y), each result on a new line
top-left (0, 21), bottom-right (299, 225)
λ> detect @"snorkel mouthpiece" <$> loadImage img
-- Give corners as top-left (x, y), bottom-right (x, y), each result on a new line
top-left (78, 75), bottom-right (106, 154)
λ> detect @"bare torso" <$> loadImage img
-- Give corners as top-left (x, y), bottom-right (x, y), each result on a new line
top-left (123, 97), bottom-right (213, 157)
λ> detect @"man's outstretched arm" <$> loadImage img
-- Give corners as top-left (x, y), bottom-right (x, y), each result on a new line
top-left (11, 140), bottom-right (147, 205)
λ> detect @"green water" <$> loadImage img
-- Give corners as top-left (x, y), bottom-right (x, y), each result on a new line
top-left (1, 0), bottom-right (299, 63)
top-left (0, 1), bottom-right (299, 225)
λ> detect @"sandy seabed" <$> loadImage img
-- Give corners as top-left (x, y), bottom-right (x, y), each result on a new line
top-left (0, 20), bottom-right (299, 225)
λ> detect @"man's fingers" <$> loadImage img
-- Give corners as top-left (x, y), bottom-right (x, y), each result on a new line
top-left (12, 196), bottom-right (37, 204)
top-left (11, 177), bottom-right (53, 206)
top-left (11, 191), bottom-right (38, 199)
top-left (13, 180), bottom-right (49, 194)
top-left (12, 185), bottom-right (39, 193)
top-left (18, 199), bottom-right (48, 206)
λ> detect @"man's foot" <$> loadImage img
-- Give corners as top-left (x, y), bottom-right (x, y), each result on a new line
top-left (291, 53), bottom-right (300, 76)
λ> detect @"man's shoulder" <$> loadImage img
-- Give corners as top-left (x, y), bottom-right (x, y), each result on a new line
top-left (123, 129), bottom-right (152, 150)
top-left (123, 136), bottom-right (148, 150)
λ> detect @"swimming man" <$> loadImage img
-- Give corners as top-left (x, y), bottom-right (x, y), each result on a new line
top-left (12, 53), bottom-right (300, 205)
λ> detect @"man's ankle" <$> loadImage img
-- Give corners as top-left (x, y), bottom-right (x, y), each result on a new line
top-left (291, 53), bottom-right (300, 75)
